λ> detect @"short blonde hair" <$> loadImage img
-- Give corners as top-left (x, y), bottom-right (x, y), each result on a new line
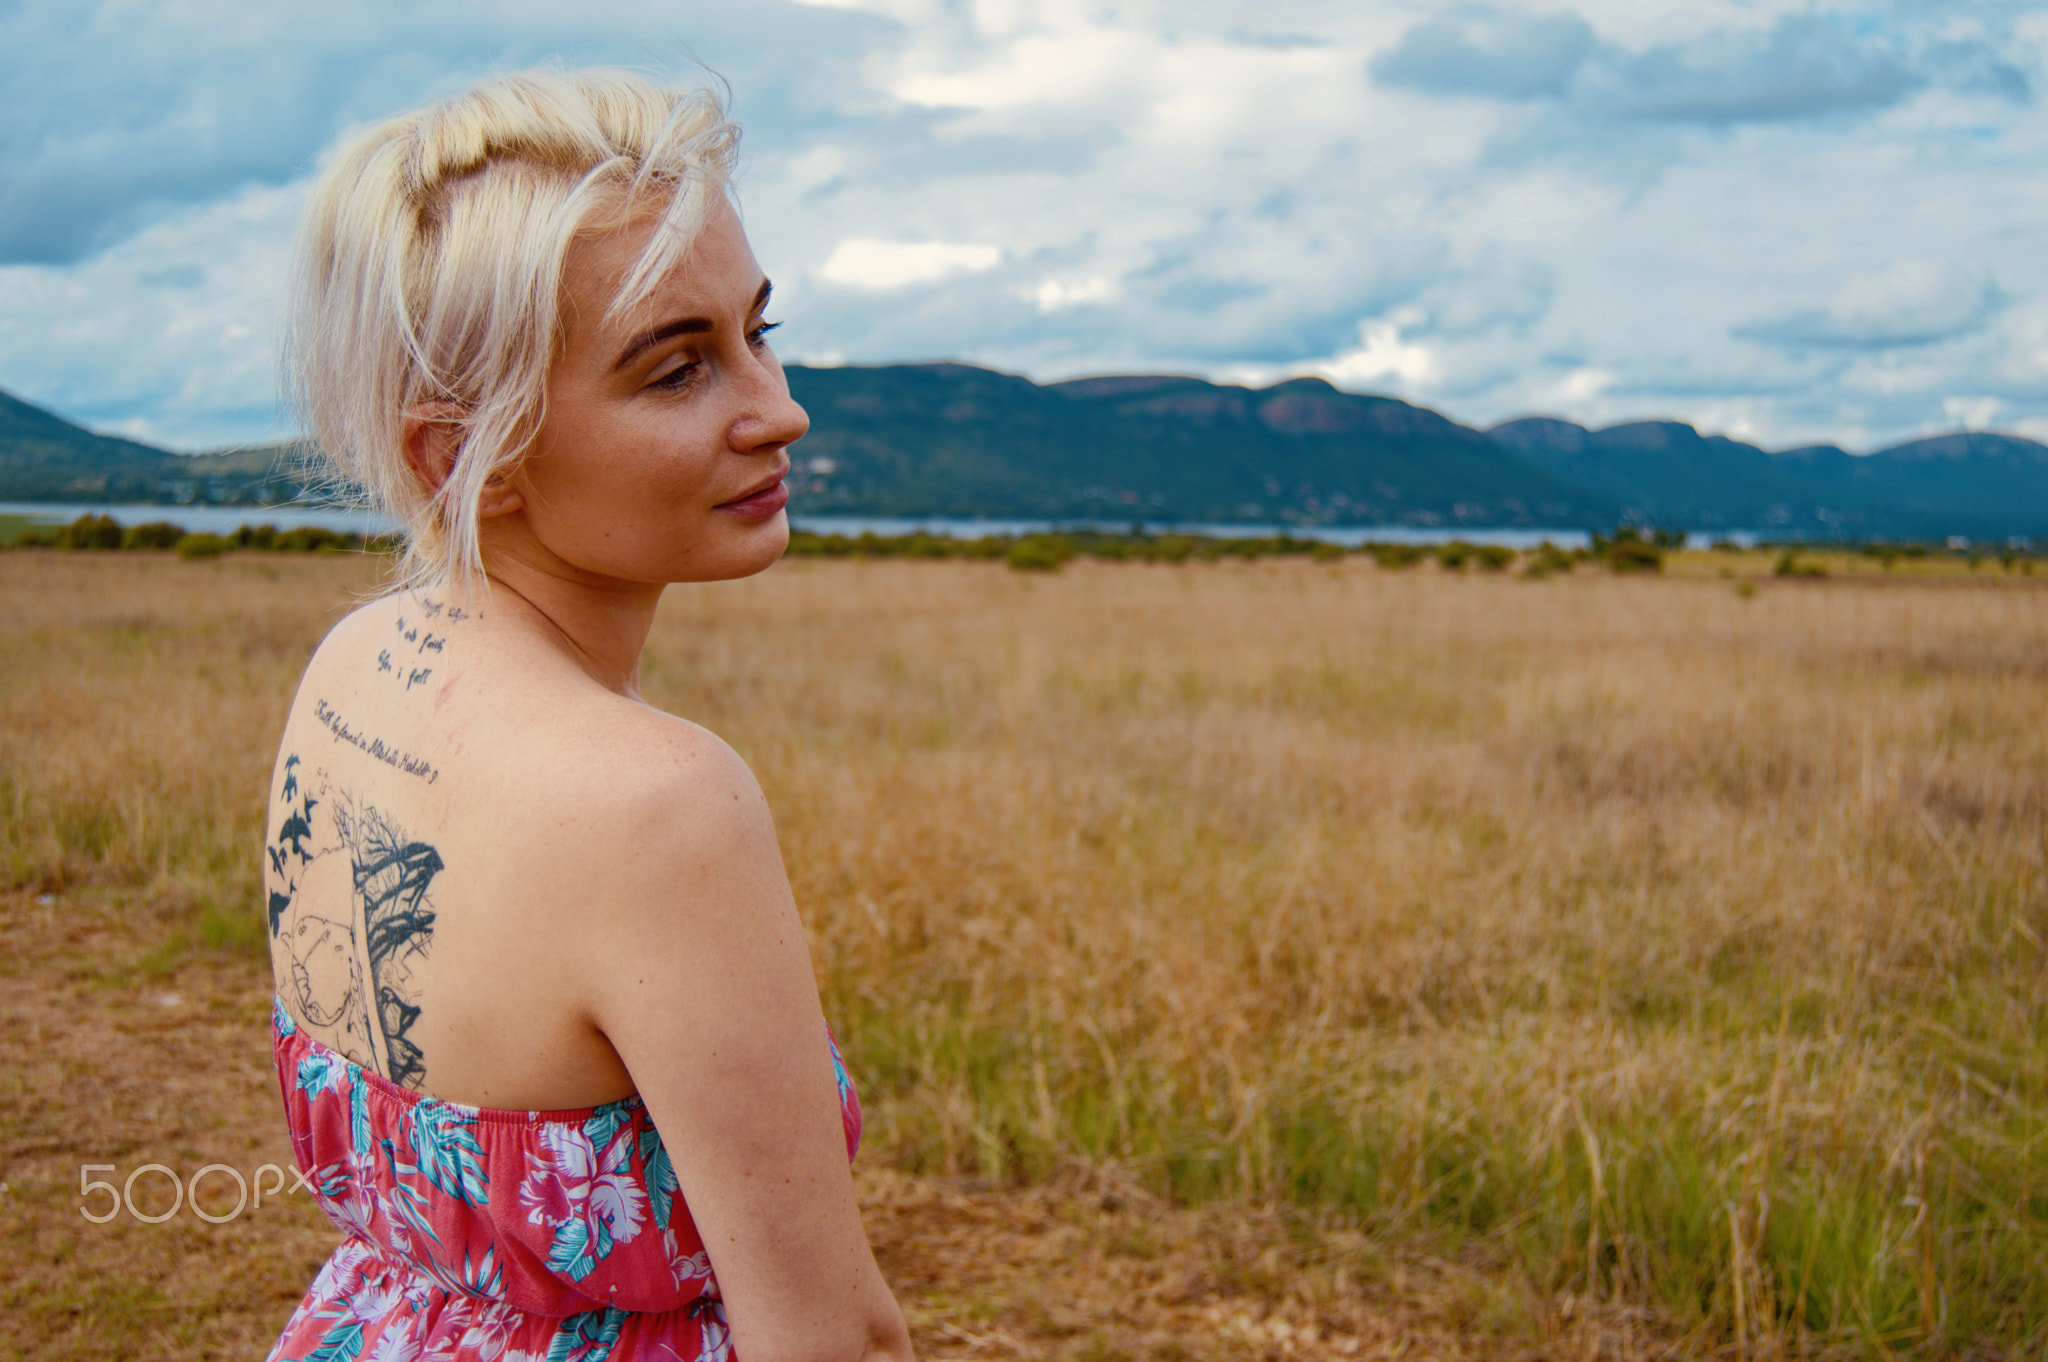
top-left (284, 69), bottom-right (740, 589)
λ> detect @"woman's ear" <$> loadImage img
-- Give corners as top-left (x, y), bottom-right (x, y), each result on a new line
top-left (477, 467), bottom-right (524, 519)
top-left (401, 401), bottom-right (468, 495)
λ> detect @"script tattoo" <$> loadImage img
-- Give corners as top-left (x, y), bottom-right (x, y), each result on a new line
top-left (377, 591), bottom-right (470, 697)
top-left (312, 698), bottom-right (439, 783)
top-left (265, 756), bottom-right (443, 1089)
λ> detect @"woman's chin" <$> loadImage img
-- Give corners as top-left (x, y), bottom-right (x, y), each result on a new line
top-left (690, 513), bottom-right (791, 582)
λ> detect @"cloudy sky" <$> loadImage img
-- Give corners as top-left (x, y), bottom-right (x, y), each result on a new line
top-left (2, 0), bottom-right (2044, 453)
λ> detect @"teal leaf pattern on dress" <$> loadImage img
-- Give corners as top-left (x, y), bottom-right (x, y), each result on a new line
top-left (409, 1102), bottom-right (490, 1206)
top-left (546, 1214), bottom-right (596, 1280)
top-left (544, 1307), bottom-right (626, 1362)
top-left (380, 1139), bottom-right (442, 1247)
top-left (300, 1320), bottom-right (364, 1362)
top-left (829, 1031), bottom-right (853, 1110)
top-left (348, 1079), bottom-right (369, 1154)
top-left (637, 1127), bottom-right (677, 1233)
top-left (582, 1104), bottom-right (631, 1154)
top-left (297, 1050), bottom-right (344, 1098)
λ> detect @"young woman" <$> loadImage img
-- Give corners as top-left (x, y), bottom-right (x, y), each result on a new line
top-left (262, 69), bottom-right (914, 1362)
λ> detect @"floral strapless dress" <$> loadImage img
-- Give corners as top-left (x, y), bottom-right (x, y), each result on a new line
top-left (265, 1000), bottom-right (861, 1362)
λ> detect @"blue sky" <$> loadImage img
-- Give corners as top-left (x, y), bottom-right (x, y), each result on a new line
top-left (1, 0), bottom-right (2044, 453)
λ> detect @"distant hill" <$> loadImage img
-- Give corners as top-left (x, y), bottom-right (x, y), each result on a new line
top-left (0, 388), bottom-right (192, 501)
top-left (0, 389), bottom-right (312, 504)
top-left (781, 364), bottom-right (1612, 527)
top-left (1488, 416), bottom-right (2048, 540)
top-left (5, 369), bottom-right (2047, 540)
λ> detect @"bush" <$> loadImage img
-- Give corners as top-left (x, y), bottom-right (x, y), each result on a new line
top-left (174, 533), bottom-right (234, 560)
top-left (1473, 544), bottom-right (1514, 572)
top-left (1521, 542), bottom-right (1575, 580)
top-left (1606, 540), bottom-right (1663, 573)
top-left (274, 526), bottom-right (358, 553)
top-left (55, 513), bottom-right (124, 550)
top-left (1601, 528), bottom-right (1664, 574)
top-left (122, 521), bottom-right (185, 550)
top-left (1006, 535), bottom-right (1077, 572)
top-left (1774, 551), bottom-right (1826, 579)
top-left (1370, 543), bottom-right (1428, 570)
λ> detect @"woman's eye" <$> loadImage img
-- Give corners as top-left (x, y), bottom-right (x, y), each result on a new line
top-left (747, 320), bottom-right (782, 349)
top-left (650, 359), bottom-right (701, 391)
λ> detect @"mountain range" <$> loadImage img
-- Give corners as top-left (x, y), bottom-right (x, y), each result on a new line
top-left (6, 364), bottom-right (2046, 541)
top-left (0, 385), bottom-right (308, 505)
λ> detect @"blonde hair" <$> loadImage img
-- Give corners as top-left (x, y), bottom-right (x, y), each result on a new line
top-left (284, 69), bottom-right (740, 589)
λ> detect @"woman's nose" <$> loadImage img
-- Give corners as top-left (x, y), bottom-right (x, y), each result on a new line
top-left (730, 357), bottom-right (810, 453)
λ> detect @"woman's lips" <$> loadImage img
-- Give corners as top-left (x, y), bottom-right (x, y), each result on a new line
top-left (716, 478), bottom-right (789, 521)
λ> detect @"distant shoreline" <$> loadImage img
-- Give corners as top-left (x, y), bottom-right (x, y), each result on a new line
top-left (0, 500), bottom-right (396, 536)
top-left (0, 502), bottom-right (1614, 550)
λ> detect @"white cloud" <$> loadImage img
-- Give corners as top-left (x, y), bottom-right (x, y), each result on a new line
top-left (1030, 276), bottom-right (1115, 312)
top-left (786, 0), bottom-right (939, 16)
top-left (1735, 260), bottom-right (2003, 349)
top-left (818, 239), bottom-right (1002, 289)
top-left (895, 29), bottom-right (1142, 111)
top-left (1944, 395), bottom-right (2003, 430)
top-left (1318, 320), bottom-right (1437, 389)
top-left (1557, 368), bottom-right (1619, 405)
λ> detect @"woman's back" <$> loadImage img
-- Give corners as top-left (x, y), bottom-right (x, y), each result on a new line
top-left (266, 586), bottom-right (660, 1110)
top-left (263, 586), bottom-right (874, 1362)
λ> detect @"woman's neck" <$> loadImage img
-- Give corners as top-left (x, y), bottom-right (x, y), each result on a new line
top-left (460, 554), bottom-right (664, 700)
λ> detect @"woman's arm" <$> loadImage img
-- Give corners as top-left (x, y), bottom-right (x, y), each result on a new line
top-left (571, 717), bottom-right (913, 1362)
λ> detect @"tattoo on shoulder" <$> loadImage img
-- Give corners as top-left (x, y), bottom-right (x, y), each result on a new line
top-left (266, 754), bottom-right (442, 1090)
top-left (312, 698), bottom-right (439, 783)
top-left (377, 590), bottom-right (473, 695)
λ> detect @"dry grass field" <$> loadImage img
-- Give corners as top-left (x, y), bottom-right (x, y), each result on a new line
top-left (1, 548), bottom-right (2043, 1360)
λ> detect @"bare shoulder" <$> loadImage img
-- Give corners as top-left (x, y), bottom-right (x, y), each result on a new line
top-left (560, 698), bottom-right (766, 831)
top-left (308, 590), bottom-right (416, 660)
top-left (598, 701), bottom-right (761, 802)
top-left (508, 696), bottom-right (786, 926)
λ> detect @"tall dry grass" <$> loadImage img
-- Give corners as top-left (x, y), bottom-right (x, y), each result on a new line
top-left (4, 550), bottom-right (2044, 1356)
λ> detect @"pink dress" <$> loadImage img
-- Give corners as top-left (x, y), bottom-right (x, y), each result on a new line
top-left (265, 999), bottom-right (862, 1362)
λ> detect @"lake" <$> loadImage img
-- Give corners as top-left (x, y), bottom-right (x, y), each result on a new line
top-left (2, 502), bottom-right (1636, 550)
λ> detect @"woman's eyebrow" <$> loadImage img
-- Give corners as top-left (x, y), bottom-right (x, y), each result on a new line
top-left (611, 279), bottom-right (773, 372)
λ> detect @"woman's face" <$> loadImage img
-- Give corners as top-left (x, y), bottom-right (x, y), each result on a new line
top-left (493, 198), bottom-right (808, 587)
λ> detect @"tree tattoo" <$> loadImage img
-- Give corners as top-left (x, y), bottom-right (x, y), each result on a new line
top-left (266, 754), bottom-right (442, 1089)
top-left (335, 795), bottom-right (441, 1088)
